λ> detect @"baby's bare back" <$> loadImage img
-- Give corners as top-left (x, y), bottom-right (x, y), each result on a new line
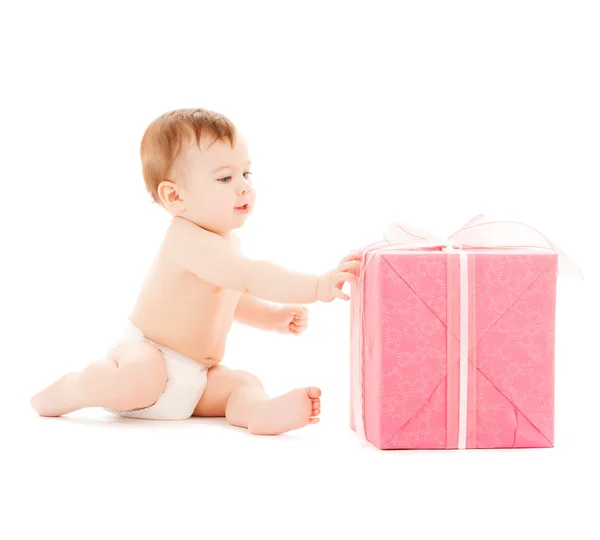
top-left (129, 220), bottom-right (243, 366)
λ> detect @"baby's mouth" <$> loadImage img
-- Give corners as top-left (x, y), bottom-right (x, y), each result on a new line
top-left (234, 204), bottom-right (249, 213)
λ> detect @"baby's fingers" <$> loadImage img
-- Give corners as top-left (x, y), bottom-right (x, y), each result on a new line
top-left (292, 318), bottom-right (308, 328)
top-left (339, 251), bottom-right (362, 265)
top-left (336, 271), bottom-right (358, 285)
top-left (332, 288), bottom-right (350, 301)
top-left (339, 260), bottom-right (361, 274)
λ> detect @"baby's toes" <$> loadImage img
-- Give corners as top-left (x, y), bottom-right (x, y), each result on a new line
top-left (305, 387), bottom-right (321, 419)
top-left (306, 387), bottom-right (321, 399)
top-left (311, 399), bottom-right (320, 416)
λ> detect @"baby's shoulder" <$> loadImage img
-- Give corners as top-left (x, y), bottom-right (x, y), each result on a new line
top-left (162, 218), bottom-right (245, 277)
top-left (165, 217), bottom-right (234, 254)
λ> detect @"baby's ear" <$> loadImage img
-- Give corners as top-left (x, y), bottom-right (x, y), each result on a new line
top-left (157, 180), bottom-right (183, 206)
top-left (167, 189), bottom-right (182, 203)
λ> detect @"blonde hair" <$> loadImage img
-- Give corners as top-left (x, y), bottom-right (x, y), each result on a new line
top-left (140, 108), bottom-right (237, 204)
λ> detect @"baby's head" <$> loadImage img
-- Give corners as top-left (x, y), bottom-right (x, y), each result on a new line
top-left (141, 108), bottom-right (255, 235)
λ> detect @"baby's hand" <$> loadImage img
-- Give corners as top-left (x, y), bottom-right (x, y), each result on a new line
top-left (272, 305), bottom-right (309, 335)
top-left (317, 251), bottom-right (362, 302)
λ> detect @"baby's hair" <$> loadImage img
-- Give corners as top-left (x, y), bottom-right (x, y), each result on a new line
top-left (140, 108), bottom-right (237, 204)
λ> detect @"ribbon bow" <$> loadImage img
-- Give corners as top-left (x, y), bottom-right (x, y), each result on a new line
top-left (382, 214), bottom-right (582, 277)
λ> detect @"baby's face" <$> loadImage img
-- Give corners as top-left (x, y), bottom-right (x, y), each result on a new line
top-left (170, 133), bottom-right (255, 235)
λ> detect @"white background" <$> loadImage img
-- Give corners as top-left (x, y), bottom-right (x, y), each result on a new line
top-left (1, 1), bottom-right (598, 539)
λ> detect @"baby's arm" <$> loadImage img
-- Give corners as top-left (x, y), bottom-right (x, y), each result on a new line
top-left (169, 217), bottom-right (359, 304)
top-left (234, 293), bottom-right (279, 331)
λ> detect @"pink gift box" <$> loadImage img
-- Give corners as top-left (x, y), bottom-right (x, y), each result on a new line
top-left (349, 217), bottom-right (580, 450)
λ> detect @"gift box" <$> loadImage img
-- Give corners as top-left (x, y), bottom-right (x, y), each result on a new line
top-left (349, 215), bottom-right (581, 450)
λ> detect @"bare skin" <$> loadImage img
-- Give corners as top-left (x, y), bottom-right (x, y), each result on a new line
top-left (30, 128), bottom-right (360, 435)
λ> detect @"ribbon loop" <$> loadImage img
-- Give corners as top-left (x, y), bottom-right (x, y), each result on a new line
top-left (384, 215), bottom-right (582, 277)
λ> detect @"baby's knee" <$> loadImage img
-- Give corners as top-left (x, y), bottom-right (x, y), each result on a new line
top-left (96, 342), bottom-right (167, 408)
top-left (233, 370), bottom-right (263, 389)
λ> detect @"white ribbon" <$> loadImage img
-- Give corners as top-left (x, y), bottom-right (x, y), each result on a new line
top-left (457, 248), bottom-right (469, 449)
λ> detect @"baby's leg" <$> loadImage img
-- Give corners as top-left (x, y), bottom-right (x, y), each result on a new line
top-left (30, 341), bottom-right (167, 417)
top-left (193, 365), bottom-right (321, 435)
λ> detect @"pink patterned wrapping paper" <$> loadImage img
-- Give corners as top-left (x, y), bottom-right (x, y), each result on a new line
top-left (349, 248), bottom-right (558, 450)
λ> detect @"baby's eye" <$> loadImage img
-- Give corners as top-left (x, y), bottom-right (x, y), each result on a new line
top-left (217, 172), bottom-right (252, 183)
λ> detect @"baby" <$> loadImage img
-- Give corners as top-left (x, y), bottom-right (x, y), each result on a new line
top-left (30, 108), bottom-right (361, 435)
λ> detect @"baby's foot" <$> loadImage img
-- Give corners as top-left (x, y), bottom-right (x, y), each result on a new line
top-left (247, 387), bottom-right (321, 435)
top-left (30, 372), bottom-right (81, 417)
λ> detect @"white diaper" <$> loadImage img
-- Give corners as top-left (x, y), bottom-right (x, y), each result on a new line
top-left (104, 321), bottom-right (209, 420)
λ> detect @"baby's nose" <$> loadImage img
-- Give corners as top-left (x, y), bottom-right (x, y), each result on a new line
top-left (238, 179), bottom-right (252, 194)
